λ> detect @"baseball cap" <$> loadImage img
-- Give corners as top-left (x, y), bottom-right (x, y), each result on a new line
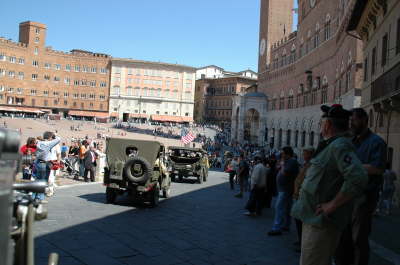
top-left (321, 104), bottom-right (352, 119)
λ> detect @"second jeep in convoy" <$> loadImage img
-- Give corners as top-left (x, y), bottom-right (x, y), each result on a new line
top-left (167, 146), bottom-right (209, 184)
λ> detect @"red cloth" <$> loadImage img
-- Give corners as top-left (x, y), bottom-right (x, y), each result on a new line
top-left (20, 145), bottom-right (37, 155)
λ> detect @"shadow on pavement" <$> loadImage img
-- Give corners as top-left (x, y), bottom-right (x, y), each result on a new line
top-left (35, 180), bottom-right (301, 265)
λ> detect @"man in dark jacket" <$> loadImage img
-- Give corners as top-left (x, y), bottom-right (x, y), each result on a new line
top-left (83, 145), bottom-right (97, 182)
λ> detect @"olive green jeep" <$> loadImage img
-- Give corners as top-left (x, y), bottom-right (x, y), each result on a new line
top-left (167, 146), bottom-right (209, 184)
top-left (103, 138), bottom-right (171, 207)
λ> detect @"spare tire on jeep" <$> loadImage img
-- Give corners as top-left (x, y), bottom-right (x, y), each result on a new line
top-left (124, 156), bottom-right (152, 183)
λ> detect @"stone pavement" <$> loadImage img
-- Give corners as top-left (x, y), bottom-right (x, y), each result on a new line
top-left (34, 170), bottom-right (399, 265)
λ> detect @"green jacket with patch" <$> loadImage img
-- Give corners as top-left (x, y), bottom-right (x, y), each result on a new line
top-left (291, 135), bottom-right (368, 230)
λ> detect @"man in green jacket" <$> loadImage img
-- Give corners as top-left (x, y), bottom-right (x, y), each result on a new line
top-left (291, 104), bottom-right (368, 265)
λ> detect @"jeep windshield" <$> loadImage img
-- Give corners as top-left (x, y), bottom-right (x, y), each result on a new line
top-left (168, 147), bottom-right (203, 164)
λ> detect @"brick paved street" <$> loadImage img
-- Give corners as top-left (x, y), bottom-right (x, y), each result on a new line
top-left (33, 170), bottom-right (399, 265)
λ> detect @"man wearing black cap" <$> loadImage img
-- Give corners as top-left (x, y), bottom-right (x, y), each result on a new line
top-left (291, 104), bottom-right (368, 265)
top-left (335, 108), bottom-right (386, 265)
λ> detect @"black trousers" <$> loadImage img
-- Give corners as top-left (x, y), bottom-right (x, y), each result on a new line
top-left (335, 191), bottom-right (379, 265)
top-left (295, 218), bottom-right (302, 243)
top-left (245, 187), bottom-right (264, 215)
top-left (84, 166), bottom-right (95, 182)
top-left (229, 172), bottom-right (236, 189)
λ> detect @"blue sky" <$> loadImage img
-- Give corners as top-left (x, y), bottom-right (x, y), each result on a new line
top-left (0, 0), bottom-right (297, 72)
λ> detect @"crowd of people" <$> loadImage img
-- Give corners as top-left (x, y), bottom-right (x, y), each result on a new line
top-left (223, 105), bottom-right (396, 265)
top-left (19, 131), bottom-right (104, 201)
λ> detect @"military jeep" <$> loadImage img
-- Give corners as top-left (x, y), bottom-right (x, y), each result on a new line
top-left (167, 146), bottom-right (209, 184)
top-left (103, 138), bottom-right (171, 207)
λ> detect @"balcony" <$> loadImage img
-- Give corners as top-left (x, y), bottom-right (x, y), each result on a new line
top-left (371, 61), bottom-right (400, 102)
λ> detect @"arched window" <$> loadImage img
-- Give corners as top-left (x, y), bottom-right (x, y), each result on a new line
top-left (126, 86), bottom-right (133, 96)
top-left (379, 113), bottom-right (384, 127)
top-left (301, 131), bottom-right (306, 147)
top-left (290, 44), bottom-right (296, 63)
top-left (314, 23), bottom-right (320, 48)
top-left (112, 86), bottom-right (120, 95)
top-left (321, 76), bottom-right (328, 103)
top-left (369, 109), bottom-right (374, 127)
top-left (309, 131), bottom-right (315, 146)
top-left (324, 14), bottom-right (331, 41)
top-left (286, 130), bottom-right (292, 146)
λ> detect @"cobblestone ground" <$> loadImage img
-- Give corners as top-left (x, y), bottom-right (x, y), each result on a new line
top-left (33, 170), bottom-right (398, 265)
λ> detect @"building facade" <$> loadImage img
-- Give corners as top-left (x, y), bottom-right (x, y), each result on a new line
top-left (109, 59), bottom-right (196, 123)
top-left (233, 0), bottom-right (364, 154)
top-left (0, 21), bottom-right (111, 117)
top-left (196, 65), bottom-right (258, 80)
top-left (195, 76), bottom-right (257, 126)
top-left (348, 0), bottom-right (400, 204)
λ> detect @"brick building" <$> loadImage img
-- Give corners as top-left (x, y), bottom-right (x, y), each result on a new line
top-left (109, 58), bottom-right (196, 123)
top-left (195, 76), bottom-right (257, 126)
top-left (347, 0), bottom-right (400, 203)
top-left (232, 0), bottom-right (364, 152)
top-left (0, 21), bottom-right (111, 118)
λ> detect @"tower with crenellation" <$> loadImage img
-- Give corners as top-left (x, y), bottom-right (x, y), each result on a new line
top-left (258, 0), bottom-right (294, 74)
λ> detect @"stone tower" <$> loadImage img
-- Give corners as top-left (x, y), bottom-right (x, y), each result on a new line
top-left (18, 21), bottom-right (47, 52)
top-left (258, 0), bottom-right (293, 74)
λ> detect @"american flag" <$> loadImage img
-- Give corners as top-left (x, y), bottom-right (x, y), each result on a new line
top-left (181, 128), bottom-right (195, 144)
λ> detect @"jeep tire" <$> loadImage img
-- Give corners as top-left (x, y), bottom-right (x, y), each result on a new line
top-left (106, 187), bottom-right (117, 204)
top-left (150, 184), bottom-right (160, 207)
top-left (124, 156), bottom-right (152, 183)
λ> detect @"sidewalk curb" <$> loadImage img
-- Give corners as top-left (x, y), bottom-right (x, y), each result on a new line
top-left (57, 181), bottom-right (102, 190)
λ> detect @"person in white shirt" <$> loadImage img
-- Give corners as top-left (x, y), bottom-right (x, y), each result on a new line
top-left (47, 140), bottom-right (61, 196)
top-left (33, 131), bottom-right (61, 201)
top-left (244, 156), bottom-right (267, 216)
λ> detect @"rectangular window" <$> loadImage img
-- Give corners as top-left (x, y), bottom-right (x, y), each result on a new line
top-left (34, 47), bottom-right (38, 55)
top-left (371, 47), bottom-right (377, 76)
top-left (30, 90), bottom-right (37, 96)
top-left (17, 87), bottom-right (23, 94)
top-left (18, 72), bottom-right (24, 80)
top-left (64, 92), bottom-right (69, 98)
top-left (100, 68), bottom-right (107, 74)
top-left (9, 56), bottom-right (16, 63)
top-left (91, 67), bottom-right (97, 73)
top-left (44, 91), bottom-right (49, 96)
top-left (0, 53), bottom-right (6, 61)
top-left (32, 60), bottom-right (39, 67)
top-left (44, 75), bottom-right (50, 80)
top-left (74, 65), bottom-right (80, 72)
top-left (65, 64), bottom-right (71, 71)
top-left (18, 58), bottom-right (25, 64)
top-left (100, 82), bottom-right (107, 87)
top-left (8, 71), bottom-right (15, 78)
top-left (54, 76), bottom-right (60, 82)
top-left (44, 62), bottom-right (51, 69)
top-left (382, 33), bottom-right (388, 66)
top-left (74, 80), bottom-right (79, 86)
top-left (0, 69), bottom-right (5, 77)
top-left (64, 77), bottom-right (70, 84)
top-left (55, 64), bottom-right (61, 70)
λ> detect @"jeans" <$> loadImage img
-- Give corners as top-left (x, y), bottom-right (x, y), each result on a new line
top-left (79, 159), bottom-right (85, 177)
top-left (33, 161), bottom-right (50, 200)
top-left (272, 191), bottom-right (293, 231)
